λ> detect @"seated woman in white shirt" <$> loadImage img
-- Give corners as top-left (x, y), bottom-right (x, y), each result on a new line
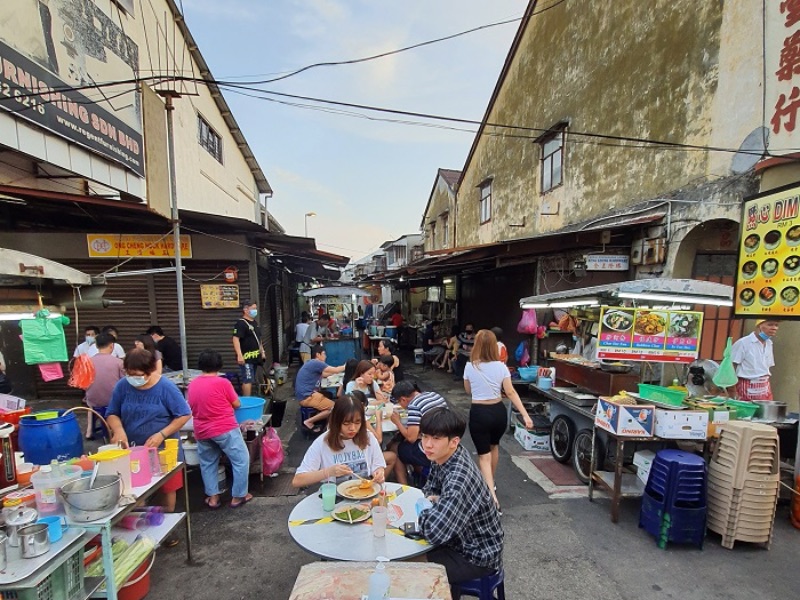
top-left (344, 360), bottom-right (389, 403)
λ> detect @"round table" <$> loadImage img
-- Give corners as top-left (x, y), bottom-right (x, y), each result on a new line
top-left (287, 482), bottom-right (432, 561)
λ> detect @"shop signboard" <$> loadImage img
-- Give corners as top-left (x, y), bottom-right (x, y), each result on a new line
top-left (597, 307), bottom-right (703, 363)
top-left (585, 255), bottom-right (630, 271)
top-left (735, 183), bottom-right (800, 318)
top-left (201, 284), bottom-right (239, 309)
top-left (87, 234), bottom-right (192, 258)
top-left (0, 2), bottom-right (144, 176)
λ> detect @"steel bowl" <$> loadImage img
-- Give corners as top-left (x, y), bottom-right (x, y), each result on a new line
top-left (754, 401), bottom-right (787, 421)
top-left (58, 475), bottom-right (121, 522)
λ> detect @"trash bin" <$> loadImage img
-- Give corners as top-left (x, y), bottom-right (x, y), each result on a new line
top-left (271, 400), bottom-right (287, 428)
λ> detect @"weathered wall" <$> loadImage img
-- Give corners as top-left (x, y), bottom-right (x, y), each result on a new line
top-left (457, 0), bottom-right (757, 246)
top-left (423, 175), bottom-right (455, 251)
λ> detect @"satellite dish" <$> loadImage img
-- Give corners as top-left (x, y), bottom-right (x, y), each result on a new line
top-left (731, 127), bottom-right (768, 174)
top-left (686, 359), bottom-right (721, 397)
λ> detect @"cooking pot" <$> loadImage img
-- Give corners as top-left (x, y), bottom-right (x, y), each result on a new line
top-left (754, 401), bottom-right (787, 421)
top-left (5, 507), bottom-right (38, 547)
top-left (58, 475), bottom-right (121, 522)
top-left (0, 532), bottom-right (7, 571)
top-left (18, 523), bottom-right (49, 558)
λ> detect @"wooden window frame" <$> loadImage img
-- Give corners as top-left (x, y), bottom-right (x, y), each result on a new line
top-left (540, 130), bottom-right (564, 193)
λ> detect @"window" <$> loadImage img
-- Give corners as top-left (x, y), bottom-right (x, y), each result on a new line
top-left (479, 180), bottom-right (492, 224)
top-left (441, 214), bottom-right (449, 247)
top-left (540, 130), bottom-right (563, 193)
top-left (395, 245), bottom-right (407, 264)
top-left (198, 114), bottom-right (223, 163)
top-left (429, 222), bottom-right (437, 249)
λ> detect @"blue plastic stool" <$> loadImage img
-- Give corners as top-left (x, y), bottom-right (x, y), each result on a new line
top-left (458, 570), bottom-right (505, 600)
top-left (298, 406), bottom-right (323, 438)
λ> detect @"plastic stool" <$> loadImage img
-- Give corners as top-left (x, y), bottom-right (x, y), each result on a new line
top-left (458, 570), bottom-right (505, 600)
top-left (288, 343), bottom-right (302, 366)
top-left (298, 406), bottom-right (323, 439)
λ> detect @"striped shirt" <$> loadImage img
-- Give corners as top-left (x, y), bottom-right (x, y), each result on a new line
top-left (419, 445), bottom-right (503, 570)
top-left (406, 391), bottom-right (448, 427)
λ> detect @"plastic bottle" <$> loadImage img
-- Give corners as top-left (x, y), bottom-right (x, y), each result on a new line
top-left (367, 557), bottom-right (390, 600)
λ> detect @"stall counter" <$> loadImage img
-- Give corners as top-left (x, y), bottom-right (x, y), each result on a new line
top-left (550, 357), bottom-right (639, 397)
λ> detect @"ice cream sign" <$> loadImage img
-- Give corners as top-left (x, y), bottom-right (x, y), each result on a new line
top-left (597, 308), bottom-right (703, 363)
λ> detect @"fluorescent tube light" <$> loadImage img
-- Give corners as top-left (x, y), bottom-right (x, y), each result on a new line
top-left (618, 291), bottom-right (732, 307)
top-left (520, 302), bottom-right (549, 309)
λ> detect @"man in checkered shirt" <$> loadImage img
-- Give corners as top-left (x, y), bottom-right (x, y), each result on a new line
top-left (417, 408), bottom-right (503, 598)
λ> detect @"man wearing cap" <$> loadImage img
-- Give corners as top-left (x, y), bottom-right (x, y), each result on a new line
top-left (389, 381), bottom-right (448, 484)
top-left (232, 300), bottom-right (266, 397)
top-left (730, 319), bottom-right (779, 401)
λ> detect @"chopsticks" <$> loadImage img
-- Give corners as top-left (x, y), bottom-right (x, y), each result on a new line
top-left (347, 508), bottom-right (353, 524)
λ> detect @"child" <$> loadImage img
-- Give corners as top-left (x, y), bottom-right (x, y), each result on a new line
top-left (375, 354), bottom-right (396, 394)
top-left (292, 394), bottom-right (387, 487)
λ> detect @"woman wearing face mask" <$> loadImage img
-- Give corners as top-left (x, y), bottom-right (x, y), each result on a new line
top-left (107, 348), bottom-right (191, 532)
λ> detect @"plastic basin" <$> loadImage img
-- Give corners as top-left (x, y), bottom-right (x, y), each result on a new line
top-left (235, 396), bottom-right (265, 423)
top-left (517, 367), bottom-right (538, 382)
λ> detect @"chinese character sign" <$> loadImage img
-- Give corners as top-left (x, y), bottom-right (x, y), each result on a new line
top-left (597, 308), bottom-right (703, 363)
top-left (735, 185), bottom-right (800, 317)
top-left (767, 0), bottom-right (800, 153)
top-left (87, 234), bottom-right (192, 258)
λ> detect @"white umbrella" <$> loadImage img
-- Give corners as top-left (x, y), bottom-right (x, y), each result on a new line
top-left (303, 286), bottom-right (370, 298)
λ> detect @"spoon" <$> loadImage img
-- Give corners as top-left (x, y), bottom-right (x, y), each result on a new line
top-left (88, 462), bottom-right (100, 489)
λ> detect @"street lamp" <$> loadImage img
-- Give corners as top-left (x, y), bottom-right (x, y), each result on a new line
top-left (304, 212), bottom-right (316, 237)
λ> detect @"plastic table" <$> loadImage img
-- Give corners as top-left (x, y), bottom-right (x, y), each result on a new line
top-left (288, 482), bottom-right (431, 561)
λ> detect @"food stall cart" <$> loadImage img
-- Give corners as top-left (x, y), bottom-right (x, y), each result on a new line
top-left (302, 286), bottom-right (370, 365)
top-left (517, 279), bottom-right (735, 519)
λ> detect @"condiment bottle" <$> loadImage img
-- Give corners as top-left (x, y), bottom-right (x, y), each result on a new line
top-left (367, 557), bottom-right (390, 600)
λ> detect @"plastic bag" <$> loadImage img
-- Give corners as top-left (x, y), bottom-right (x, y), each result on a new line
top-left (514, 341), bottom-right (526, 363)
top-left (517, 309), bottom-right (539, 334)
top-left (519, 343), bottom-right (531, 367)
top-left (261, 427), bottom-right (284, 476)
top-left (68, 355), bottom-right (95, 390)
top-left (713, 337), bottom-right (738, 389)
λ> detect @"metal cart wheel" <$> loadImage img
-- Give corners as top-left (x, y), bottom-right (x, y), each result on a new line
top-left (550, 415), bottom-right (575, 464)
top-left (572, 428), bottom-right (603, 484)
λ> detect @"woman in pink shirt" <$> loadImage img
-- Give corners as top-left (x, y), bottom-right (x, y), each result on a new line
top-left (187, 349), bottom-right (252, 509)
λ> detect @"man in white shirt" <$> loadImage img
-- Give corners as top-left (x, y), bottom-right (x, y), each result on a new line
top-left (73, 325), bottom-right (101, 357)
top-left (730, 319), bottom-right (778, 401)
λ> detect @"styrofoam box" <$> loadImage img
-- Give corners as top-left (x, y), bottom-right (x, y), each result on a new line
top-left (654, 409), bottom-right (709, 440)
top-left (633, 449), bottom-right (656, 470)
top-left (595, 398), bottom-right (655, 437)
top-left (514, 424), bottom-right (550, 452)
top-left (637, 465), bottom-right (651, 485)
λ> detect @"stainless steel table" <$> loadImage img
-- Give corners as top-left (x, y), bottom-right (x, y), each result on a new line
top-left (288, 482), bottom-right (431, 561)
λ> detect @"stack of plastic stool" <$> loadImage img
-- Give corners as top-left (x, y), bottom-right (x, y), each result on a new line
top-left (707, 421), bottom-right (779, 550)
top-left (639, 449), bottom-right (707, 549)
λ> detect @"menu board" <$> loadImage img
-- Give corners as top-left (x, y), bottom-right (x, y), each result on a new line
top-left (596, 308), bottom-right (703, 363)
top-left (200, 284), bottom-right (240, 309)
top-left (735, 184), bottom-right (800, 318)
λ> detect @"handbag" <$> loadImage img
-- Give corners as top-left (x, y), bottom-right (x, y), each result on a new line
top-left (261, 427), bottom-right (284, 476)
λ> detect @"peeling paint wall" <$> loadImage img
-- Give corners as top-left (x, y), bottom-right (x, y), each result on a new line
top-left (457, 0), bottom-right (761, 248)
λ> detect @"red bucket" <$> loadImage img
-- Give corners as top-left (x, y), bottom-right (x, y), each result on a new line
top-left (118, 553), bottom-right (155, 600)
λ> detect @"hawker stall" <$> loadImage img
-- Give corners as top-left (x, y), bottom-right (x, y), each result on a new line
top-left (302, 286), bottom-right (369, 365)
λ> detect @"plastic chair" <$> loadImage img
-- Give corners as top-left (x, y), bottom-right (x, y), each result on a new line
top-left (458, 569), bottom-right (505, 600)
top-left (298, 406), bottom-right (323, 439)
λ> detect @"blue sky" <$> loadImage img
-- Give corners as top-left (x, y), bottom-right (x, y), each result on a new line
top-left (182, 0), bottom-right (526, 259)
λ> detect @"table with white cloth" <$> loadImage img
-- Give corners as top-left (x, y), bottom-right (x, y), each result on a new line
top-left (288, 482), bottom-right (431, 561)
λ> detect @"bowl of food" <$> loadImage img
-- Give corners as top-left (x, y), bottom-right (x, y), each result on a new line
top-left (781, 286), bottom-right (799, 307)
top-left (739, 288), bottom-right (755, 306)
top-left (634, 311), bottom-right (667, 336)
top-left (762, 258), bottom-right (779, 279)
top-left (787, 225), bottom-right (800, 247)
top-left (785, 255), bottom-right (800, 277)
top-left (603, 310), bottom-right (633, 332)
top-left (743, 233), bottom-right (760, 253)
top-left (759, 286), bottom-right (776, 306)
top-left (764, 229), bottom-right (782, 251)
top-left (741, 260), bottom-right (758, 280)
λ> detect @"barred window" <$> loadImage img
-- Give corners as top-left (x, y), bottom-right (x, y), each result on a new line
top-left (198, 115), bottom-right (223, 163)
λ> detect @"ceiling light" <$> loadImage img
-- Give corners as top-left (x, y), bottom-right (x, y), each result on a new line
top-left (520, 302), bottom-right (549, 309)
top-left (443, 278), bottom-right (453, 284)
top-left (618, 291), bottom-right (732, 307)
top-left (550, 299), bottom-right (599, 308)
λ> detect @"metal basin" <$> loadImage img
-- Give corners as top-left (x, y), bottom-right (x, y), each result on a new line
top-left (754, 401), bottom-right (787, 421)
top-left (59, 475), bottom-right (121, 522)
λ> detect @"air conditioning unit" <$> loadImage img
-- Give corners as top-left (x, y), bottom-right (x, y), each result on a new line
top-left (642, 239), bottom-right (666, 265)
top-left (630, 239), bottom-right (644, 265)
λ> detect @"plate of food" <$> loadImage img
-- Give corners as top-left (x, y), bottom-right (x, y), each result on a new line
top-left (780, 286), bottom-right (799, 307)
top-left (743, 233), bottom-right (760, 253)
top-left (634, 311), bottom-right (667, 336)
top-left (669, 313), bottom-right (699, 338)
top-left (331, 502), bottom-right (372, 524)
top-left (603, 310), bottom-right (633, 332)
top-left (762, 258), bottom-right (779, 279)
top-left (787, 225), bottom-right (800, 247)
top-left (337, 479), bottom-right (380, 500)
top-left (739, 287), bottom-right (755, 306)
top-left (759, 286), bottom-right (776, 306)
top-left (764, 229), bottom-right (782, 251)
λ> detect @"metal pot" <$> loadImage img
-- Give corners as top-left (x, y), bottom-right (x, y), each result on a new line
top-left (58, 475), bottom-right (121, 522)
top-left (754, 401), bottom-right (787, 421)
top-left (5, 507), bottom-right (38, 547)
top-left (0, 532), bottom-right (7, 572)
top-left (18, 523), bottom-right (49, 558)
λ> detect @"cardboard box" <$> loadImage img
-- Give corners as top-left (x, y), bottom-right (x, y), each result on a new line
top-left (595, 398), bottom-right (655, 437)
top-left (633, 449), bottom-right (656, 470)
top-left (686, 403), bottom-right (731, 438)
top-left (637, 465), bottom-right (651, 485)
top-left (654, 409), bottom-right (709, 440)
top-left (514, 424), bottom-right (551, 452)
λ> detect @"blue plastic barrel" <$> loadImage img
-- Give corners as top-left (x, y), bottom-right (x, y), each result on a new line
top-left (18, 410), bottom-right (83, 464)
top-left (234, 397), bottom-right (265, 423)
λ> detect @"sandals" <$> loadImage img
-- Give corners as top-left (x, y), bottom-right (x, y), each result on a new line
top-left (205, 497), bottom-right (221, 510)
top-left (230, 494), bottom-right (254, 509)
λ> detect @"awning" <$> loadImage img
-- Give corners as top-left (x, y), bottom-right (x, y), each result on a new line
top-left (0, 248), bottom-right (95, 286)
top-left (303, 286), bottom-right (370, 298)
top-left (519, 278), bottom-right (734, 308)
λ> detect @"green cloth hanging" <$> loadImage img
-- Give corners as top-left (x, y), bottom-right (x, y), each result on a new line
top-left (713, 337), bottom-right (738, 389)
top-left (20, 311), bottom-right (71, 365)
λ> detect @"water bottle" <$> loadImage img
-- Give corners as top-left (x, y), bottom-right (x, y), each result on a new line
top-left (367, 557), bottom-right (390, 600)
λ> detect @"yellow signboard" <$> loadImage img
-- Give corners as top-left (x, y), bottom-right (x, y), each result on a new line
top-left (201, 285), bottom-right (240, 309)
top-left (735, 184), bottom-right (800, 317)
top-left (87, 234), bottom-right (192, 258)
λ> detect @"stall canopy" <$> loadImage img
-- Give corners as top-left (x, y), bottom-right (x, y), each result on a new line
top-left (519, 278), bottom-right (734, 308)
top-left (303, 286), bottom-right (370, 298)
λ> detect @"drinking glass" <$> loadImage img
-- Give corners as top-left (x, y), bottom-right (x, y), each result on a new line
top-left (372, 506), bottom-right (387, 537)
top-left (321, 483), bottom-right (337, 512)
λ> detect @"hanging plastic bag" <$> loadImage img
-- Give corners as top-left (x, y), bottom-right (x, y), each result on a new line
top-left (519, 343), bottom-right (531, 367)
top-left (261, 427), bottom-right (284, 476)
top-left (514, 341), bottom-right (525, 363)
top-left (517, 309), bottom-right (539, 334)
top-left (68, 355), bottom-right (95, 390)
top-left (712, 337), bottom-right (738, 389)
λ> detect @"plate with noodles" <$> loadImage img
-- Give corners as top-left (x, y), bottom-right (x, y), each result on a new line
top-left (331, 502), bottom-right (372, 524)
top-left (338, 479), bottom-right (380, 500)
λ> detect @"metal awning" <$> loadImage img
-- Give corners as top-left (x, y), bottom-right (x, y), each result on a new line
top-left (0, 249), bottom-right (95, 286)
top-left (519, 278), bottom-right (734, 308)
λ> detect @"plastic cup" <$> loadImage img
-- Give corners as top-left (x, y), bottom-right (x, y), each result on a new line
top-left (321, 483), bottom-right (337, 512)
top-left (372, 506), bottom-right (387, 538)
top-left (119, 515), bottom-right (145, 530)
top-left (164, 438), bottom-right (178, 451)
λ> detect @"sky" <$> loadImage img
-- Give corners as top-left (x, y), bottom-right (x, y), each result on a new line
top-left (180, 0), bottom-right (527, 261)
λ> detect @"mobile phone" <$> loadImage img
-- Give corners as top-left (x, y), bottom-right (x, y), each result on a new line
top-left (402, 522), bottom-right (424, 540)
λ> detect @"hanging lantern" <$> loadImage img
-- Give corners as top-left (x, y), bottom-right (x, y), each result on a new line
top-left (224, 267), bottom-right (239, 283)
